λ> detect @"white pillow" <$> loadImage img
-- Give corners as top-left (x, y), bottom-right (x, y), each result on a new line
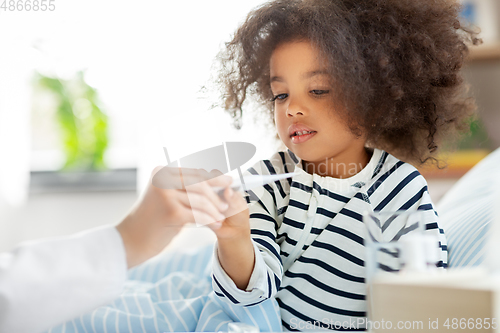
top-left (437, 148), bottom-right (500, 268)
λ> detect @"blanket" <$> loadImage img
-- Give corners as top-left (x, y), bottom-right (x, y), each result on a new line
top-left (46, 245), bottom-right (282, 333)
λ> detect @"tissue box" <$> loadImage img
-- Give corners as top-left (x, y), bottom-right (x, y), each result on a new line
top-left (367, 269), bottom-right (500, 332)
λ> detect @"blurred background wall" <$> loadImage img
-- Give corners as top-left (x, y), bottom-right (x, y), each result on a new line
top-left (0, 0), bottom-right (275, 252)
top-left (0, 0), bottom-right (499, 253)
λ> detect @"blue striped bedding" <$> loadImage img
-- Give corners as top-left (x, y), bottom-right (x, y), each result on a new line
top-left (46, 244), bottom-right (282, 333)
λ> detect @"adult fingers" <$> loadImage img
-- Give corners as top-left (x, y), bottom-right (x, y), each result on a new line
top-left (206, 170), bottom-right (232, 187)
top-left (153, 166), bottom-right (232, 191)
top-left (192, 209), bottom-right (223, 228)
top-left (151, 167), bottom-right (216, 190)
top-left (176, 190), bottom-right (226, 223)
top-left (184, 179), bottom-right (229, 213)
top-left (168, 201), bottom-right (218, 227)
top-left (181, 169), bottom-right (231, 188)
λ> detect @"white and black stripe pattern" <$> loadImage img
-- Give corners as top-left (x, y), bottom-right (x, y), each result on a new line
top-left (212, 148), bottom-right (447, 331)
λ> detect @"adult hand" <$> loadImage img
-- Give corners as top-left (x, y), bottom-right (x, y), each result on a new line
top-left (116, 167), bottom-right (232, 268)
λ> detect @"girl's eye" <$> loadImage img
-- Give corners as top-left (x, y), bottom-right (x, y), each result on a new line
top-left (311, 90), bottom-right (330, 95)
top-left (271, 93), bottom-right (288, 102)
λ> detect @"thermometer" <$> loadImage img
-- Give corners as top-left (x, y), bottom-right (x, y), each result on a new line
top-left (214, 172), bottom-right (296, 195)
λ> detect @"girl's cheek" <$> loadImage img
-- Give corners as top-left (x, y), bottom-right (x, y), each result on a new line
top-left (274, 109), bottom-right (285, 126)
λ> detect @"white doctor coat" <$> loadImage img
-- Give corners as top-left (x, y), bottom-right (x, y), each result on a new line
top-left (0, 225), bottom-right (127, 333)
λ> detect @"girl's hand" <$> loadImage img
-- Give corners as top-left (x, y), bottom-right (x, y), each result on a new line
top-left (207, 187), bottom-right (255, 290)
top-left (207, 187), bottom-right (250, 241)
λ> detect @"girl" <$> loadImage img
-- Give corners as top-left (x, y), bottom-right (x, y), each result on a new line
top-left (48, 0), bottom-right (479, 331)
top-left (210, 0), bottom-right (479, 331)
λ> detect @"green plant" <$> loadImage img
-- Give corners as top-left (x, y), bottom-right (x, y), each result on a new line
top-left (34, 71), bottom-right (109, 171)
top-left (457, 117), bottom-right (493, 150)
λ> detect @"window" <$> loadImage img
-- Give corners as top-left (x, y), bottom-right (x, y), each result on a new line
top-left (1, 1), bottom-right (280, 194)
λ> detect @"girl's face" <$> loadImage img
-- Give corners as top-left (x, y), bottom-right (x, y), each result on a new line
top-left (270, 40), bottom-right (367, 174)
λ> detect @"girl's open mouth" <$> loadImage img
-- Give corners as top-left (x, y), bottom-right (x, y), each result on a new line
top-left (290, 131), bottom-right (317, 144)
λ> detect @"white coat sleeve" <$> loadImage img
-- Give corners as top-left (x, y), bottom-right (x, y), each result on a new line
top-left (0, 225), bottom-right (127, 333)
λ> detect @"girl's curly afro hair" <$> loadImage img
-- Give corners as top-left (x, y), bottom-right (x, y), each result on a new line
top-left (217, 0), bottom-right (481, 165)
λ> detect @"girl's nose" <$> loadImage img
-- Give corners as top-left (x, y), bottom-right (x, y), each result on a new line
top-left (286, 100), bottom-right (306, 117)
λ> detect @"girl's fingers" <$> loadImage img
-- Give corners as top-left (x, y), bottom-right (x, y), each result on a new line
top-left (223, 187), bottom-right (235, 203)
top-left (221, 187), bottom-right (249, 219)
top-left (224, 187), bottom-right (248, 207)
top-left (205, 220), bottom-right (223, 231)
